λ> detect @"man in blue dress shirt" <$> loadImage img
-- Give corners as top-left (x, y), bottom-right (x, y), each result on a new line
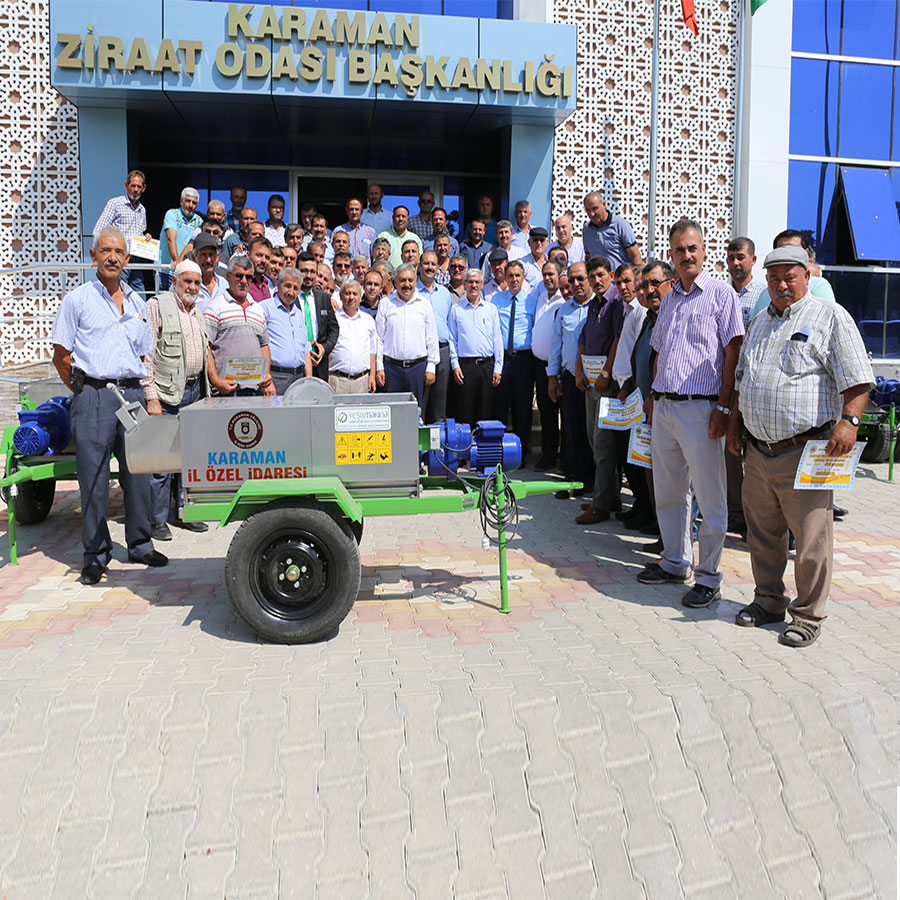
top-left (547, 261), bottom-right (594, 499)
top-left (449, 269), bottom-right (504, 427)
top-left (491, 260), bottom-right (537, 458)
top-left (260, 267), bottom-right (313, 395)
top-left (52, 226), bottom-right (166, 584)
top-left (417, 251), bottom-right (454, 423)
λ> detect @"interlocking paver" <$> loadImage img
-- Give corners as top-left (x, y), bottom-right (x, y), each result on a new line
top-left (0, 463), bottom-right (896, 897)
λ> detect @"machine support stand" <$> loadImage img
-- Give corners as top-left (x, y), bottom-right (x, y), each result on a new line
top-left (7, 485), bottom-right (16, 566)
top-left (890, 404), bottom-right (895, 483)
top-left (494, 464), bottom-right (510, 615)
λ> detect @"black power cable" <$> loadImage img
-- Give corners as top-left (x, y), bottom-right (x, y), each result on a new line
top-left (479, 468), bottom-right (519, 546)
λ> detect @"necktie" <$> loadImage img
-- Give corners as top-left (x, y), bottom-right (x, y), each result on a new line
top-left (507, 293), bottom-right (517, 353)
top-left (302, 293), bottom-right (314, 342)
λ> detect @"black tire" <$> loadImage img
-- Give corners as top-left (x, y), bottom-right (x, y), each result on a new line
top-left (11, 479), bottom-right (56, 525)
top-left (225, 501), bottom-right (361, 643)
top-left (861, 423), bottom-right (896, 463)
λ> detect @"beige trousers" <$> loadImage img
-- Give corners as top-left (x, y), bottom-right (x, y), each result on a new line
top-left (328, 373), bottom-right (370, 395)
top-left (743, 441), bottom-right (833, 622)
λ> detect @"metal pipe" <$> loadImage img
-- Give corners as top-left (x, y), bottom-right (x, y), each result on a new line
top-left (647, 0), bottom-right (660, 259)
top-left (733, 0), bottom-right (749, 235)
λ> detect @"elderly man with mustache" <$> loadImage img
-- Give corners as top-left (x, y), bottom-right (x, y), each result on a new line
top-left (52, 226), bottom-right (168, 584)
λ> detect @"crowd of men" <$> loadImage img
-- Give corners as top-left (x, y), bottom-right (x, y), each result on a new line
top-left (54, 170), bottom-right (875, 650)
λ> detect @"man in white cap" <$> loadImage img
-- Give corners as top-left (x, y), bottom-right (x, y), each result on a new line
top-left (142, 259), bottom-right (211, 541)
top-left (728, 244), bottom-right (873, 647)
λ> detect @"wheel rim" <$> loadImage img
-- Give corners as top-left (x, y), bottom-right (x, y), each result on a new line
top-left (250, 531), bottom-right (335, 621)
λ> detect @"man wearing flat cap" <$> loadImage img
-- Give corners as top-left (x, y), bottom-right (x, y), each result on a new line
top-left (143, 259), bottom-right (211, 541)
top-left (483, 248), bottom-right (509, 302)
top-left (520, 226), bottom-right (551, 291)
top-left (727, 245), bottom-right (873, 647)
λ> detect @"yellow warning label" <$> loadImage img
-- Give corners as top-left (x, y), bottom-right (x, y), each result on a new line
top-left (335, 431), bottom-right (392, 464)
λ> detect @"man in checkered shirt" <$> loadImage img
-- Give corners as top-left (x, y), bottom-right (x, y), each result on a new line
top-left (728, 245), bottom-right (874, 648)
top-left (92, 170), bottom-right (153, 295)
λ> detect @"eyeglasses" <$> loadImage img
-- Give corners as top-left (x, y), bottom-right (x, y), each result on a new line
top-left (231, 272), bottom-right (253, 280)
top-left (450, 264), bottom-right (467, 270)
top-left (644, 278), bottom-right (668, 287)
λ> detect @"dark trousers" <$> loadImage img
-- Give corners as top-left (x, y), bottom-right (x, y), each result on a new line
top-left (383, 358), bottom-right (427, 406)
top-left (534, 358), bottom-right (560, 464)
top-left (494, 349), bottom-right (535, 455)
top-left (150, 379), bottom-right (204, 526)
top-left (455, 358), bottom-right (496, 426)
top-left (423, 343), bottom-right (450, 423)
top-left (559, 370), bottom-right (594, 487)
top-left (312, 353), bottom-right (331, 381)
top-left (726, 442), bottom-right (746, 528)
top-left (72, 383), bottom-right (153, 567)
top-left (272, 369), bottom-right (304, 396)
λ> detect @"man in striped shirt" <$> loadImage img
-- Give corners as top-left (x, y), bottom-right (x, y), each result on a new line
top-left (637, 218), bottom-right (744, 608)
top-left (204, 256), bottom-right (275, 397)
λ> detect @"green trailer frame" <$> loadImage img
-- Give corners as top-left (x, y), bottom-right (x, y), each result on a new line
top-left (2, 413), bottom-right (579, 642)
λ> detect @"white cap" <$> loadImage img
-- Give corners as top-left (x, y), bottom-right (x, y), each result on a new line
top-left (173, 260), bottom-right (202, 277)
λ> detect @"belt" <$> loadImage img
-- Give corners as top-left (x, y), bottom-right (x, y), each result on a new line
top-left (652, 391), bottom-right (718, 402)
top-left (270, 364), bottom-right (306, 375)
top-left (505, 348), bottom-right (532, 358)
top-left (83, 375), bottom-right (141, 390)
top-left (746, 422), bottom-right (834, 457)
top-left (459, 356), bottom-right (494, 366)
top-left (185, 374), bottom-right (202, 386)
top-left (439, 341), bottom-right (449, 348)
top-left (384, 356), bottom-right (427, 368)
top-left (331, 369), bottom-right (369, 379)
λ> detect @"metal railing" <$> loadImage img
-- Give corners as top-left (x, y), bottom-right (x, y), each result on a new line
top-left (0, 262), bottom-right (168, 365)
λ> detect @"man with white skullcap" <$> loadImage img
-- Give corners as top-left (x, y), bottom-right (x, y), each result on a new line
top-left (142, 258), bottom-right (211, 541)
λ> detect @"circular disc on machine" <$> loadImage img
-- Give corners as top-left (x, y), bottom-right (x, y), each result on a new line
top-left (283, 377), bottom-right (335, 405)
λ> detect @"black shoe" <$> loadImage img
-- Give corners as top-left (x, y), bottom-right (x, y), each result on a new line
top-left (640, 522), bottom-right (661, 536)
top-left (533, 457), bottom-right (555, 471)
top-left (641, 538), bottom-right (664, 554)
top-left (128, 550), bottom-right (169, 567)
top-left (637, 562), bottom-right (690, 584)
top-left (152, 523), bottom-right (173, 541)
top-left (171, 519), bottom-right (209, 533)
top-left (81, 564), bottom-right (105, 585)
top-left (832, 504), bottom-right (847, 520)
top-left (624, 515), bottom-right (655, 532)
top-left (614, 509), bottom-right (634, 521)
top-left (682, 584), bottom-right (721, 608)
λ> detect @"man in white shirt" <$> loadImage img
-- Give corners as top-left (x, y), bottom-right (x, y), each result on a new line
top-left (375, 263), bottom-right (439, 405)
top-left (329, 279), bottom-right (377, 394)
top-left (551, 214), bottom-right (585, 264)
top-left (532, 260), bottom-right (567, 471)
top-left (263, 194), bottom-right (287, 247)
top-left (482, 219), bottom-right (526, 281)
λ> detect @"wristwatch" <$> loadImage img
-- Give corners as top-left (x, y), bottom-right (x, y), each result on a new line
top-left (715, 404), bottom-right (731, 415)
top-left (600, 369), bottom-right (610, 379)
top-left (841, 414), bottom-right (860, 427)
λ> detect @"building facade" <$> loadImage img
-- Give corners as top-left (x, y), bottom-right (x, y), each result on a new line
top-left (5, 0), bottom-right (895, 366)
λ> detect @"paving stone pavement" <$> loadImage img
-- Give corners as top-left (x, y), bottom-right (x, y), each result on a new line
top-left (0, 460), bottom-right (897, 897)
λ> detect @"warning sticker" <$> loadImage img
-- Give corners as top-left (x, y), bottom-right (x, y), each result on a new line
top-left (335, 431), bottom-right (392, 465)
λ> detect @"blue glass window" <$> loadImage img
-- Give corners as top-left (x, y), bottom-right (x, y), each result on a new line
top-left (791, 0), bottom-right (842, 54)
top-left (789, 58), bottom-right (839, 156)
top-left (787, 159), bottom-right (837, 247)
top-left (840, 0), bottom-right (897, 60)
top-left (839, 63), bottom-right (894, 159)
top-left (368, 0), bottom-right (442, 14)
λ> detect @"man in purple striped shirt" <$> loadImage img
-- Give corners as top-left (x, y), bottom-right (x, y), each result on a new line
top-left (637, 218), bottom-right (744, 608)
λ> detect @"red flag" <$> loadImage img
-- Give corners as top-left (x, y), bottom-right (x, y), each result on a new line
top-left (682, 0), bottom-right (699, 35)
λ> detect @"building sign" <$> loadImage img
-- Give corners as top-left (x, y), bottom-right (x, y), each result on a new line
top-left (49, 0), bottom-right (577, 110)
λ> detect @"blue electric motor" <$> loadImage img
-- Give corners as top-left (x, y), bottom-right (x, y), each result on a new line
top-left (871, 376), bottom-right (900, 409)
top-left (13, 396), bottom-right (73, 457)
top-left (424, 419), bottom-right (522, 478)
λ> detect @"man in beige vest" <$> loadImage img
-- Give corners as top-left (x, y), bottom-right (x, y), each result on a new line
top-left (142, 260), bottom-right (210, 540)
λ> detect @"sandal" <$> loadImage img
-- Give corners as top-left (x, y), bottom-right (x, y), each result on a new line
top-left (778, 619), bottom-right (820, 647)
top-left (735, 602), bottom-right (785, 628)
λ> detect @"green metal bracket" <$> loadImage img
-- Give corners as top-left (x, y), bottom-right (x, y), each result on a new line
top-left (208, 476), bottom-right (365, 527)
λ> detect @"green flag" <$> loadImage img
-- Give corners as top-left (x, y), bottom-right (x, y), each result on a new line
top-left (751, 0), bottom-right (770, 12)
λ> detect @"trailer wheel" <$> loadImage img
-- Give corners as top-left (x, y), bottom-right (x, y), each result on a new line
top-left (225, 502), bottom-right (361, 643)
top-left (10, 479), bottom-right (56, 525)
top-left (861, 422), bottom-right (896, 463)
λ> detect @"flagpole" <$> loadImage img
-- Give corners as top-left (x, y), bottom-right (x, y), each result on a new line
top-left (733, 0), bottom-right (749, 234)
top-left (647, 0), bottom-right (660, 259)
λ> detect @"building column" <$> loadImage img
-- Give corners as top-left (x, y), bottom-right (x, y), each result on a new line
top-left (737, 0), bottom-right (793, 269)
top-left (77, 106), bottom-right (128, 260)
top-left (505, 123), bottom-right (555, 230)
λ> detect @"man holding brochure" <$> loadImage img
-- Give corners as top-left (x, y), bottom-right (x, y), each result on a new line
top-left (727, 246), bottom-right (873, 647)
top-left (574, 255), bottom-right (626, 524)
